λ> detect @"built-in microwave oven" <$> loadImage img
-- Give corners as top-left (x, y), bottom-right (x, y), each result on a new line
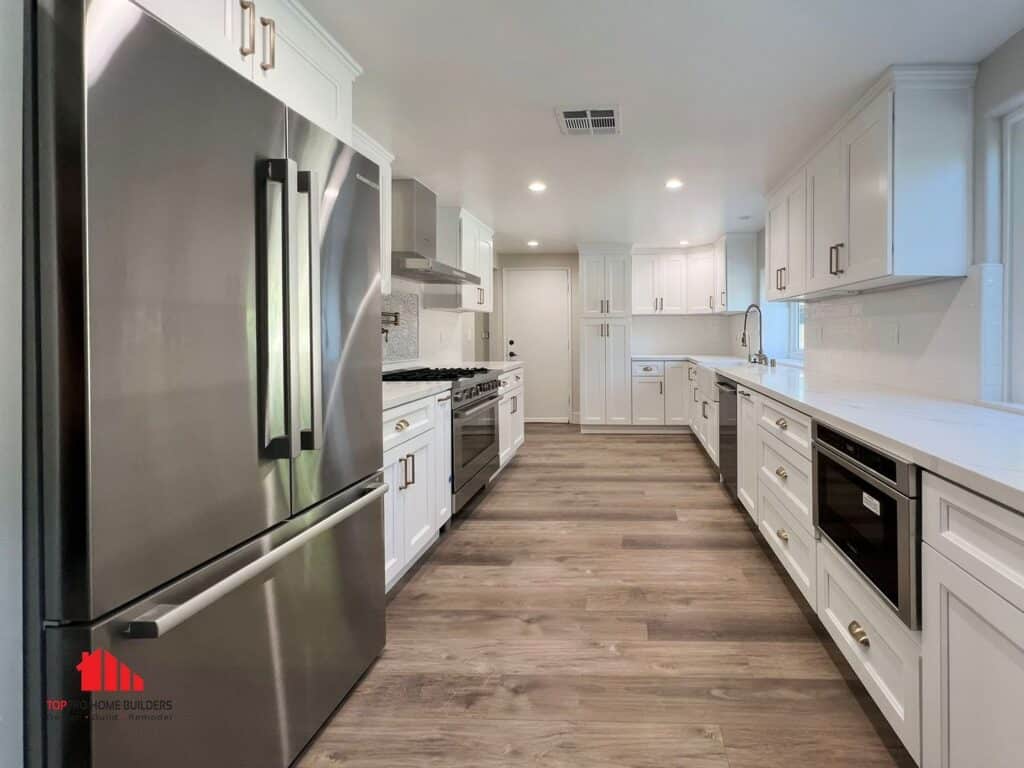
top-left (812, 423), bottom-right (920, 630)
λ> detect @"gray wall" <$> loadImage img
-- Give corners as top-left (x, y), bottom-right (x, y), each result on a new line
top-left (1, 0), bottom-right (23, 765)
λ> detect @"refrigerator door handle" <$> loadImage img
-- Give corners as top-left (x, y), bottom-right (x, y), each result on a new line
top-left (298, 169), bottom-right (323, 451)
top-left (122, 482), bottom-right (388, 639)
top-left (258, 158), bottom-right (301, 460)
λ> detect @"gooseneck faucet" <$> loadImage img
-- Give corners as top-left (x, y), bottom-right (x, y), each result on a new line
top-left (741, 303), bottom-right (768, 365)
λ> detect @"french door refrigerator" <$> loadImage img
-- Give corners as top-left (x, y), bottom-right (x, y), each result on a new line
top-left (27, 1), bottom-right (385, 766)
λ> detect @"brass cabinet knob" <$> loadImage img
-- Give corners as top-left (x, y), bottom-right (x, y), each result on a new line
top-left (775, 466), bottom-right (788, 480)
top-left (775, 417), bottom-right (788, 430)
top-left (394, 419), bottom-right (410, 432)
top-left (848, 620), bottom-right (870, 648)
top-left (776, 528), bottom-right (790, 543)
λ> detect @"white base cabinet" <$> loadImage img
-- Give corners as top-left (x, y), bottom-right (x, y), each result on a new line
top-left (434, 392), bottom-right (452, 529)
top-left (497, 369), bottom-right (525, 469)
top-left (922, 472), bottom-right (1024, 768)
top-left (664, 362), bottom-right (689, 426)
top-left (735, 386), bottom-right (759, 519)
top-left (383, 393), bottom-right (443, 592)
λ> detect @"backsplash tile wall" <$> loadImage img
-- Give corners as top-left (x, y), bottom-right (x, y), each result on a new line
top-left (382, 291), bottom-right (419, 362)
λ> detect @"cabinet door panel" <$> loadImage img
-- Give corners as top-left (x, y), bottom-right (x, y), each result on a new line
top-left (435, 396), bottom-right (452, 527)
top-left (134, 0), bottom-right (253, 78)
top-left (841, 90), bottom-right (892, 286)
top-left (714, 237), bottom-right (727, 311)
top-left (581, 254), bottom-right (607, 316)
top-left (807, 135), bottom-right (846, 292)
top-left (498, 395), bottom-right (513, 465)
top-left (923, 545), bottom-right (1024, 768)
top-left (686, 248), bottom-right (715, 313)
top-left (664, 362), bottom-right (688, 426)
top-left (580, 321), bottom-right (607, 424)
top-left (400, 433), bottom-right (435, 564)
top-left (382, 457), bottom-right (402, 589)
top-left (736, 388), bottom-right (758, 519)
top-left (766, 193), bottom-right (788, 301)
top-left (659, 253), bottom-right (688, 314)
top-left (631, 253), bottom-right (658, 314)
top-left (605, 322), bottom-right (631, 424)
top-left (631, 378), bottom-right (665, 425)
top-left (605, 253), bottom-right (630, 317)
top-left (785, 174), bottom-right (807, 295)
top-left (511, 390), bottom-right (525, 450)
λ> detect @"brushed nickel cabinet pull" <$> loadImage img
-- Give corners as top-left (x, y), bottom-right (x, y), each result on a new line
top-left (659, 381), bottom-right (663, 395)
top-left (776, 528), bottom-right (790, 543)
top-left (738, 390), bottom-right (751, 398)
top-left (708, 295), bottom-right (713, 311)
top-left (398, 457), bottom-right (408, 490)
top-left (408, 453), bottom-right (416, 486)
top-left (239, 0), bottom-right (256, 56)
top-left (260, 16), bottom-right (276, 71)
top-left (848, 620), bottom-right (870, 648)
top-left (775, 417), bottom-right (788, 430)
top-left (775, 466), bottom-right (788, 480)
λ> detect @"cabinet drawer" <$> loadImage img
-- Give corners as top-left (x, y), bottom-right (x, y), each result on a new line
top-left (759, 480), bottom-right (816, 609)
top-left (631, 360), bottom-right (664, 376)
top-left (923, 472), bottom-right (1024, 612)
top-left (383, 396), bottom-right (436, 452)
top-left (499, 368), bottom-right (525, 391)
top-left (758, 429), bottom-right (812, 533)
top-left (817, 540), bottom-right (921, 762)
top-left (758, 396), bottom-right (812, 459)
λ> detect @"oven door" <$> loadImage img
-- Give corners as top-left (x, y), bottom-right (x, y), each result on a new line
top-left (813, 442), bottom-right (919, 629)
top-left (453, 395), bottom-right (499, 491)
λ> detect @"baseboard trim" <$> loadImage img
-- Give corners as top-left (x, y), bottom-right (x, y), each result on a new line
top-left (579, 425), bottom-right (693, 435)
top-left (525, 417), bottom-right (569, 423)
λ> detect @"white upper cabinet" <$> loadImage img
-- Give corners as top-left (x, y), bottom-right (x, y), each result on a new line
top-left (351, 126), bottom-right (394, 295)
top-left (713, 233), bottom-right (757, 312)
top-left (630, 250), bottom-right (687, 315)
top-left (686, 246), bottom-right (715, 314)
top-left (766, 169), bottom-right (807, 300)
top-left (133, 0), bottom-right (253, 77)
top-left (580, 245), bottom-right (630, 317)
top-left (768, 66), bottom-right (975, 300)
top-left (137, 0), bottom-right (361, 144)
top-left (253, 0), bottom-right (360, 142)
top-left (429, 208), bottom-right (494, 312)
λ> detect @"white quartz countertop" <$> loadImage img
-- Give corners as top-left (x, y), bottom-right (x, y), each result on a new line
top-left (707, 363), bottom-right (1024, 514)
top-left (475, 360), bottom-right (525, 372)
top-left (382, 380), bottom-right (451, 411)
top-left (632, 353), bottom-right (748, 366)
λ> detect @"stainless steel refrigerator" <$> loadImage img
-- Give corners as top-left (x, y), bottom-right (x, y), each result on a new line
top-left (27, 1), bottom-right (385, 765)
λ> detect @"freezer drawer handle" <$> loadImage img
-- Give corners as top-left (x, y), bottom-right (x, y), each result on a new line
top-left (297, 170), bottom-right (324, 451)
top-left (122, 482), bottom-right (388, 639)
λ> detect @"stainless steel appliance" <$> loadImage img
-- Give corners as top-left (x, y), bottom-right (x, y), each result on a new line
top-left (813, 423), bottom-right (921, 629)
top-left (382, 367), bottom-right (500, 511)
top-left (28, 2), bottom-right (385, 765)
top-left (390, 179), bottom-right (480, 285)
top-left (716, 380), bottom-right (738, 498)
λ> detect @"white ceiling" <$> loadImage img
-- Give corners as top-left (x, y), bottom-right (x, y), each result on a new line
top-left (304, 0), bottom-right (1024, 254)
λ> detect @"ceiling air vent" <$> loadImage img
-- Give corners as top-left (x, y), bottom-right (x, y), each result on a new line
top-left (556, 106), bottom-right (620, 136)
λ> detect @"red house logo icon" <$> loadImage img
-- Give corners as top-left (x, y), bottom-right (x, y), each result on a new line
top-left (76, 649), bottom-right (145, 693)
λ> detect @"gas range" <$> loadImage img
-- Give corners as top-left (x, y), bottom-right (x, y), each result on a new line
top-left (382, 366), bottom-right (501, 407)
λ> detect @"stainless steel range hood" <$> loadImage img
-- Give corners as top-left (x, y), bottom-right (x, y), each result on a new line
top-left (391, 179), bottom-right (480, 285)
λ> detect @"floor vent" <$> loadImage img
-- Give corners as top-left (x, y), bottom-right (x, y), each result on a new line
top-left (555, 106), bottom-right (620, 136)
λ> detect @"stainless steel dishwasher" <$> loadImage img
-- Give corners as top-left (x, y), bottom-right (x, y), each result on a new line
top-left (716, 380), bottom-right (738, 497)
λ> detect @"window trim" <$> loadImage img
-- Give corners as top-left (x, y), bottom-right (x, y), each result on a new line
top-left (1003, 104), bottom-right (1024, 403)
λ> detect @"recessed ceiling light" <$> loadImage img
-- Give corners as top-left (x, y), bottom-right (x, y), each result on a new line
top-left (527, 240), bottom-right (539, 248)
top-left (528, 181), bottom-right (547, 193)
top-left (679, 240), bottom-right (690, 246)
top-left (665, 178), bottom-right (684, 190)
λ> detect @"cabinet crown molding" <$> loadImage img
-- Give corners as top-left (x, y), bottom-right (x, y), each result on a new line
top-left (281, 0), bottom-right (363, 77)
top-left (351, 125), bottom-right (395, 164)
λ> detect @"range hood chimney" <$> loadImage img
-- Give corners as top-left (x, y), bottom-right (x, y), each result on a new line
top-left (391, 179), bottom-right (480, 285)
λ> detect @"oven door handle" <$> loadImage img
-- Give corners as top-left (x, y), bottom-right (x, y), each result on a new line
top-left (453, 395), bottom-right (500, 419)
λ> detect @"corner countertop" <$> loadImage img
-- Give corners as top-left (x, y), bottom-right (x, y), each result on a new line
top-left (709, 363), bottom-right (1023, 514)
top-left (382, 380), bottom-right (451, 411)
top-left (632, 353), bottom-right (747, 367)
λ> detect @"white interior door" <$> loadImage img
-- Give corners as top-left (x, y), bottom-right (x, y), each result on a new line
top-left (503, 268), bottom-right (572, 422)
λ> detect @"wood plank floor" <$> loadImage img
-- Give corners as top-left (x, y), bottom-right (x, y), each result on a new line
top-left (298, 424), bottom-right (915, 767)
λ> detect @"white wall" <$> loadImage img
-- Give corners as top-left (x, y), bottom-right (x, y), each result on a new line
top-left (387, 276), bottom-right (471, 366)
top-left (2, 1), bottom-right (22, 765)
top-left (801, 30), bottom-right (1024, 402)
top-left (491, 252), bottom-right (581, 421)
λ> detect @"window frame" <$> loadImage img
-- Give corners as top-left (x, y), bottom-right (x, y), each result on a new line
top-left (788, 302), bottom-right (806, 360)
top-left (1003, 104), bottom-right (1024, 404)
